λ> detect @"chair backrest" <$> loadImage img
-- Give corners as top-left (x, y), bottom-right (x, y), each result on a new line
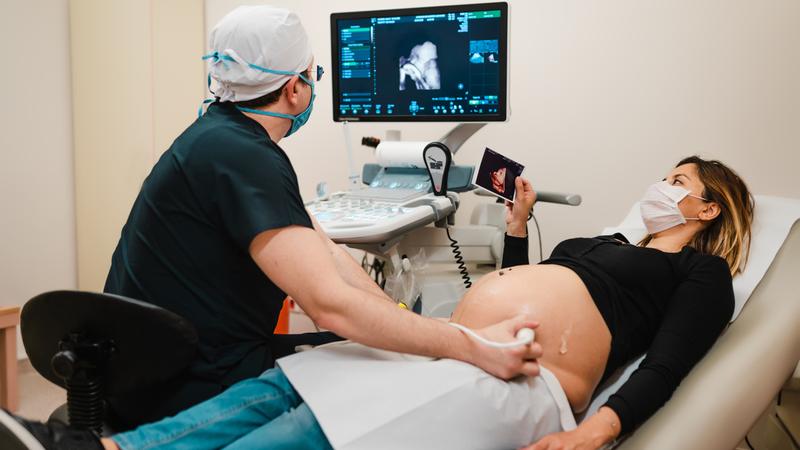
top-left (20, 291), bottom-right (198, 415)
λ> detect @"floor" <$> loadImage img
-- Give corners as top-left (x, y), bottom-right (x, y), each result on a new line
top-left (735, 391), bottom-right (800, 450)
top-left (16, 358), bottom-right (65, 422)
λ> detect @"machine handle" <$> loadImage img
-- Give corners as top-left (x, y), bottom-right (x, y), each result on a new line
top-left (535, 191), bottom-right (582, 206)
top-left (473, 189), bottom-right (582, 206)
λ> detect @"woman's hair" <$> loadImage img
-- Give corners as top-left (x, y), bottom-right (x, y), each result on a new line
top-left (641, 156), bottom-right (755, 275)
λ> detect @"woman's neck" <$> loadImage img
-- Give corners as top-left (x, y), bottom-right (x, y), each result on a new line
top-left (645, 225), bottom-right (696, 253)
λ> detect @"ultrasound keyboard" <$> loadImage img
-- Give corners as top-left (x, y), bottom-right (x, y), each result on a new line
top-left (307, 190), bottom-right (455, 244)
top-left (338, 187), bottom-right (422, 203)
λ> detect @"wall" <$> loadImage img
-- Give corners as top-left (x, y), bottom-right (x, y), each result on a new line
top-left (206, 0), bottom-right (800, 260)
top-left (71, 0), bottom-right (206, 291)
top-left (0, 0), bottom-right (77, 357)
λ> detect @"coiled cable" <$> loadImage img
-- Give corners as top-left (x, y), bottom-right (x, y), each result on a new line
top-left (446, 227), bottom-right (472, 289)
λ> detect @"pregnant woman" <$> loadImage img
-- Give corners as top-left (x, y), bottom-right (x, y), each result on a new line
top-left (3, 156), bottom-right (753, 450)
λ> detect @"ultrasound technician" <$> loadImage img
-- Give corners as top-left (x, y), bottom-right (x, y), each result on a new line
top-left (96, 5), bottom-right (540, 426)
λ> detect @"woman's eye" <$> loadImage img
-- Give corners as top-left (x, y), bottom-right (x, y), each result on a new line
top-left (672, 179), bottom-right (682, 185)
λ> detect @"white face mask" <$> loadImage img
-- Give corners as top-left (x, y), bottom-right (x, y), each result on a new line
top-left (639, 180), bottom-right (708, 234)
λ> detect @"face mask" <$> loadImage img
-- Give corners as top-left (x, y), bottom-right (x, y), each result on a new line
top-left (639, 180), bottom-right (708, 234)
top-left (236, 71), bottom-right (315, 138)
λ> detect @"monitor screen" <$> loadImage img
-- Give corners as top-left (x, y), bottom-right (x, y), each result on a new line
top-left (330, 2), bottom-right (508, 122)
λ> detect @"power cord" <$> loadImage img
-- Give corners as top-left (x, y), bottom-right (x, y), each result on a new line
top-left (531, 212), bottom-right (543, 262)
top-left (446, 227), bottom-right (472, 289)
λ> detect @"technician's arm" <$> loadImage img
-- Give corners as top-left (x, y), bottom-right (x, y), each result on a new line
top-left (250, 225), bottom-right (542, 380)
top-left (308, 214), bottom-right (391, 301)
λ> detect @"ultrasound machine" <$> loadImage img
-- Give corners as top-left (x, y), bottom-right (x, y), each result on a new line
top-left (306, 2), bottom-right (580, 316)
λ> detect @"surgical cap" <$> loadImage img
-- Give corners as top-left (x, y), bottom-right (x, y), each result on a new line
top-left (207, 6), bottom-right (313, 102)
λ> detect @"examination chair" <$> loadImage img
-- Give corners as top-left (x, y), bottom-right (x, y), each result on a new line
top-left (583, 195), bottom-right (800, 449)
top-left (20, 291), bottom-right (199, 435)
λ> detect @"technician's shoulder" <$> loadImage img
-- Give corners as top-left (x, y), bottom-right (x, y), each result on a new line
top-left (174, 108), bottom-right (287, 175)
top-left (182, 115), bottom-right (262, 155)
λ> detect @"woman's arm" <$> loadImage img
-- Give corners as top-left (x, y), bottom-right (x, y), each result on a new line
top-left (501, 177), bottom-right (536, 268)
top-left (501, 234), bottom-right (529, 268)
top-left (603, 255), bottom-right (733, 433)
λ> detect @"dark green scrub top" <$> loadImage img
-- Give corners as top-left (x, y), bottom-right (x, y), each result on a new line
top-left (105, 101), bottom-right (312, 386)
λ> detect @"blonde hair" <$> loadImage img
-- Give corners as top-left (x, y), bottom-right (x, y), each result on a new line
top-left (640, 156), bottom-right (754, 275)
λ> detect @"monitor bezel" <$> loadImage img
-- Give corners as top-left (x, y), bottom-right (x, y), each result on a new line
top-left (330, 2), bottom-right (508, 123)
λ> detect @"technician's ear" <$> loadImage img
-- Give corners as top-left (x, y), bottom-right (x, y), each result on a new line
top-left (284, 75), bottom-right (301, 105)
top-left (700, 202), bottom-right (721, 222)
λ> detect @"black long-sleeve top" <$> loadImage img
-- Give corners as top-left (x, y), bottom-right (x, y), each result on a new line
top-left (501, 232), bottom-right (733, 434)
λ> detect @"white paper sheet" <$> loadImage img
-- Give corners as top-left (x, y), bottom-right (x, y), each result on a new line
top-left (278, 341), bottom-right (575, 450)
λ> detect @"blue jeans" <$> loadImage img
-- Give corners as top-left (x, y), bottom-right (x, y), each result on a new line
top-left (113, 368), bottom-right (333, 450)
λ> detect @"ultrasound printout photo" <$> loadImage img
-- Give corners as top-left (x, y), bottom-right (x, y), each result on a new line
top-left (473, 147), bottom-right (525, 203)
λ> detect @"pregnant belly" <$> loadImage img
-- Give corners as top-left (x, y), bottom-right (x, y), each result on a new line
top-left (451, 264), bottom-right (611, 412)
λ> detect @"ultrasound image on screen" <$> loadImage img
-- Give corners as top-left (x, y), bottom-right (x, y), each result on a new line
top-left (375, 20), bottom-right (467, 105)
top-left (333, 5), bottom-right (506, 121)
top-left (399, 41), bottom-right (441, 91)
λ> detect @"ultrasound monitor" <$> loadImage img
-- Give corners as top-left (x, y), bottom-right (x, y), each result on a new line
top-left (331, 2), bottom-right (508, 122)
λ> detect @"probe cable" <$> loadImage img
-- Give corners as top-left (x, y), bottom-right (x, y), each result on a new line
top-left (531, 212), bottom-right (543, 262)
top-left (448, 322), bottom-right (535, 348)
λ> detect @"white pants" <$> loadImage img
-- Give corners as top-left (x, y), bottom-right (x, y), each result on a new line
top-left (278, 341), bottom-right (576, 450)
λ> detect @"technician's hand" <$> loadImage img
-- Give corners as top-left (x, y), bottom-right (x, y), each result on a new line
top-left (506, 177), bottom-right (536, 237)
top-left (469, 315), bottom-right (542, 380)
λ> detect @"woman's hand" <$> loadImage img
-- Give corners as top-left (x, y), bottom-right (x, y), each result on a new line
top-left (522, 407), bottom-right (620, 450)
top-left (521, 428), bottom-right (603, 450)
top-left (506, 177), bottom-right (536, 237)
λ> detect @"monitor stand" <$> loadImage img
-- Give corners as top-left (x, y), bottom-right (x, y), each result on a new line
top-left (437, 122), bottom-right (486, 155)
top-left (382, 122), bottom-right (487, 155)
top-left (341, 122), bottom-right (487, 191)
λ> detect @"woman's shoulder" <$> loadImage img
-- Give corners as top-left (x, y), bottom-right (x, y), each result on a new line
top-left (678, 246), bottom-right (731, 278)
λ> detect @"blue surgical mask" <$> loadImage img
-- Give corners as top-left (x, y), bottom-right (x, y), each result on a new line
top-left (236, 72), bottom-right (315, 138)
top-left (200, 51), bottom-right (322, 137)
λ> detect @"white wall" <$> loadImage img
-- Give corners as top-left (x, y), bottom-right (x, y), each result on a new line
top-left (0, 0), bottom-right (77, 357)
top-left (71, 0), bottom-right (205, 291)
top-left (206, 0), bottom-right (800, 260)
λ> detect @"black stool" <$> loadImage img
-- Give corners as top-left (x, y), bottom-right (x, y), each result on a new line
top-left (20, 291), bottom-right (198, 435)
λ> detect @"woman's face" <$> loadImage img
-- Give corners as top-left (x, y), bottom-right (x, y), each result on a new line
top-left (664, 163), bottom-right (708, 219)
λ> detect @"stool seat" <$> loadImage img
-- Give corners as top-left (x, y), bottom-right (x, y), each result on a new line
top-left (20, 291), bottom-right (198, 433)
